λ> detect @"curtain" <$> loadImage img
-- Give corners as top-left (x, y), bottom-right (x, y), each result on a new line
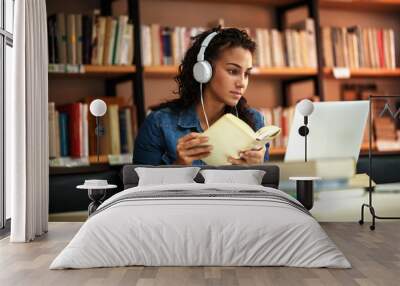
top-left (7, 0), bottom-right (48, 242)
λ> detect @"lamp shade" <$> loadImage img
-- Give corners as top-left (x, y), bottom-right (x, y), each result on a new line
top-left (297, 99), bottom-right (314, 116)
top-left (89, 99), bottom-right (107, 117)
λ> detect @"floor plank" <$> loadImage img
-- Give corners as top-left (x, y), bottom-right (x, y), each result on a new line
top-left (0, 222), bottom-right (399, 286)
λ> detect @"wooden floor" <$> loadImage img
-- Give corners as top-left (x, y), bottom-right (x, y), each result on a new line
top-left (0, 222), bottom-right (399, 286)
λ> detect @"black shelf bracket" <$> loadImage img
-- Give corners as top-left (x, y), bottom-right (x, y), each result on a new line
top-left (276, 0), bottom-right (324, 106)
top-left (129, 0), bottom-right (146, 126)
top-left (308, 0), bottom-right (324, 102)
top-left (100, 0), bottom-right (111, 16)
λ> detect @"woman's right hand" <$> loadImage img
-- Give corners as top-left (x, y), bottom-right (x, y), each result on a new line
top-left (174, 132), bottom-right (212, 165)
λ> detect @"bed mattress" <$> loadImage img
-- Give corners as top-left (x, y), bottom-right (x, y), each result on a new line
top-left (50, 183), bottom-right (351, 269)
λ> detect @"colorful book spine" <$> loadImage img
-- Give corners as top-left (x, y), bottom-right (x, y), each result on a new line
top-left (58, 112), bottom-right (69, 157)
top-left (58, 103), bottom-right (82, 157)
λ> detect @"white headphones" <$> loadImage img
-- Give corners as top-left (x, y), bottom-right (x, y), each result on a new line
top-left (193, 31), bottom-right (219, 83)
top-left (193, 31), bottom-right (238, 130)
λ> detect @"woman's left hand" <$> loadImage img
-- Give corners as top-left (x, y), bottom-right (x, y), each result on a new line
top-left (228, 147), bottom-right (266, 165)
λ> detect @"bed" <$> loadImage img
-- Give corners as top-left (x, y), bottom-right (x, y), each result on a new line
top-left (50, 165), bottom-right (351, 269)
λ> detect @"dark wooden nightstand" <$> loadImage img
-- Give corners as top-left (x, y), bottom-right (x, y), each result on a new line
top-left (289, 177), bottom-right (321, 210)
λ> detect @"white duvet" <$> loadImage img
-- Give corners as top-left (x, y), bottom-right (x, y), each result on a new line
top-left (50, 183), bottom-right (351, 269)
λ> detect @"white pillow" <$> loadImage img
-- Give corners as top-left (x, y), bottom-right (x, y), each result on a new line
top-left (135, 167), bottom-right (200, 186)
top-left (200, 169), bottom-right (266, 185)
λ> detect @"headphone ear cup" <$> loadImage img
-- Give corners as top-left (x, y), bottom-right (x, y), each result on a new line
top-left (193, 61), bottom-right (212, 83)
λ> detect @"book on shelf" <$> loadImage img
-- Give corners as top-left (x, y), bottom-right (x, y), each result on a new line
top-left (57, 102), bottom-right (87, 158)
top-left (48, 98), bottom-right (136, 163)
top-left (59, 112), bottom-right (69, 157)
top-left (66, 14), bottom-right (77, 65)
top-left (75, 14), bottom-right (83, 65)
top-left (202, 114), bottom-right (281, 165)
top-left (47, 11), bottom-right (134, 67)
top-left (257, 106), bottom-right (295, 149)
top-left (140, 20), bottom-right (317, 69)
top-left (82, 96), bottom-right (136, 158)
top-left (289, 18), bottom-right (317, 68)
top-left (322, 25), bottom-right (396, 69)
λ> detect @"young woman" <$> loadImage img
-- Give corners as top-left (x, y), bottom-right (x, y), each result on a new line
top-left (133, 27), bottom-right (269, 165)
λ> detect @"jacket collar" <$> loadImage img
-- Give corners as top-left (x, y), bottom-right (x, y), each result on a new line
top-left (177, 104), bottom-right (201, 130)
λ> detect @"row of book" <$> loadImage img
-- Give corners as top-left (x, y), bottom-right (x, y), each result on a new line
top-left (253, 18), bottom-right (317, 68)
top-left (48, 99), bottom-right (136, 159)
top-left (141, 18), bottom-right (317, 68)
top-left (47, 11), bottom-right (134, 66)
top-left (322, 26), bottom-right (397, 69)
top-left (141, 25), bottom-right (205, 67)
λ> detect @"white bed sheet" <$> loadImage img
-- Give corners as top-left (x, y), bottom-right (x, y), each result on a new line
top-left (50, 183), bottom-right (351, 269)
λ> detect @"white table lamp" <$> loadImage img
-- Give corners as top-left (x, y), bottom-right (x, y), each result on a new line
top-left (89, 99), bottom-right (107, 162)
top-left (297, 99), bottom-right (314, 162)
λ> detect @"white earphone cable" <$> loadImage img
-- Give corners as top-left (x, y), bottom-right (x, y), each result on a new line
top-left (200, 83), bottom-right (239, 130)
top-left (200, 83), bottom-right (210, 130)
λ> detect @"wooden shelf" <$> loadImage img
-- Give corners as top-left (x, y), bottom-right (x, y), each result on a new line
top-left (144, 65), bottom-right (179, 76)
top-left (84, 65), bottom-right (136, 74)
top-left (251, 67), bottom-right (317, 78)
top-left (89, 155), bottom-right (109, 165)
top-left (49, 65), bottom-right (136, 78)
top-left (144, 65), bottom-right (317, 79)
top-left (320, 0), bottom-right (400, 12)
top-left (166, 0), bottom-right (299, 6)
top-left (323, 67), bottom-right (400, 78)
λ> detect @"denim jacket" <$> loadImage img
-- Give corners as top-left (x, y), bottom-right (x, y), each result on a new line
top-left (133, 105), bottom-right (270, 165)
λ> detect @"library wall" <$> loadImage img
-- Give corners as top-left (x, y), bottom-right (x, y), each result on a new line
top-left (320, 8), bottom-right (400, 101)
top-left (140, 0), bottom-right (282, 110)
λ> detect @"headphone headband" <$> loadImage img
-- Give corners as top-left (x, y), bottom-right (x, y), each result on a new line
top-left (197, 31), bottom-right (219, 62)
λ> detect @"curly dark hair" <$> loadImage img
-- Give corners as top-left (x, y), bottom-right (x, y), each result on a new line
top-left (152, 26), bottom-right (258, 130)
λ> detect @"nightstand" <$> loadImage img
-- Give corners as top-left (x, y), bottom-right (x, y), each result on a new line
top-left (289, 177), bottom-right (321, 210)
top-left (77, 180), bottom-right (117, 215)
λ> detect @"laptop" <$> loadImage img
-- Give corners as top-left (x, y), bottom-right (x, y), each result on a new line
top-left (284, 101), bottom-right (369, 163)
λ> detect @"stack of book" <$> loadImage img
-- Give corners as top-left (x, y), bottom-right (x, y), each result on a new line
top-left (47, 10), bottom-right (134, 69)
top-left (321, 26), bottom-right (396, 69)
top-left (48, 99), bottom-right (136, 162)
top-left (140, 18), bottom-right (317, 68)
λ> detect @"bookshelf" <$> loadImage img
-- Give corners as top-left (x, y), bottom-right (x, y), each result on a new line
top-left (47, 0), bottom-right (400, 173)
top-left (46, 0), bottom-right (141, 173)
top-left (319, 0), bottom-right (400, 156)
